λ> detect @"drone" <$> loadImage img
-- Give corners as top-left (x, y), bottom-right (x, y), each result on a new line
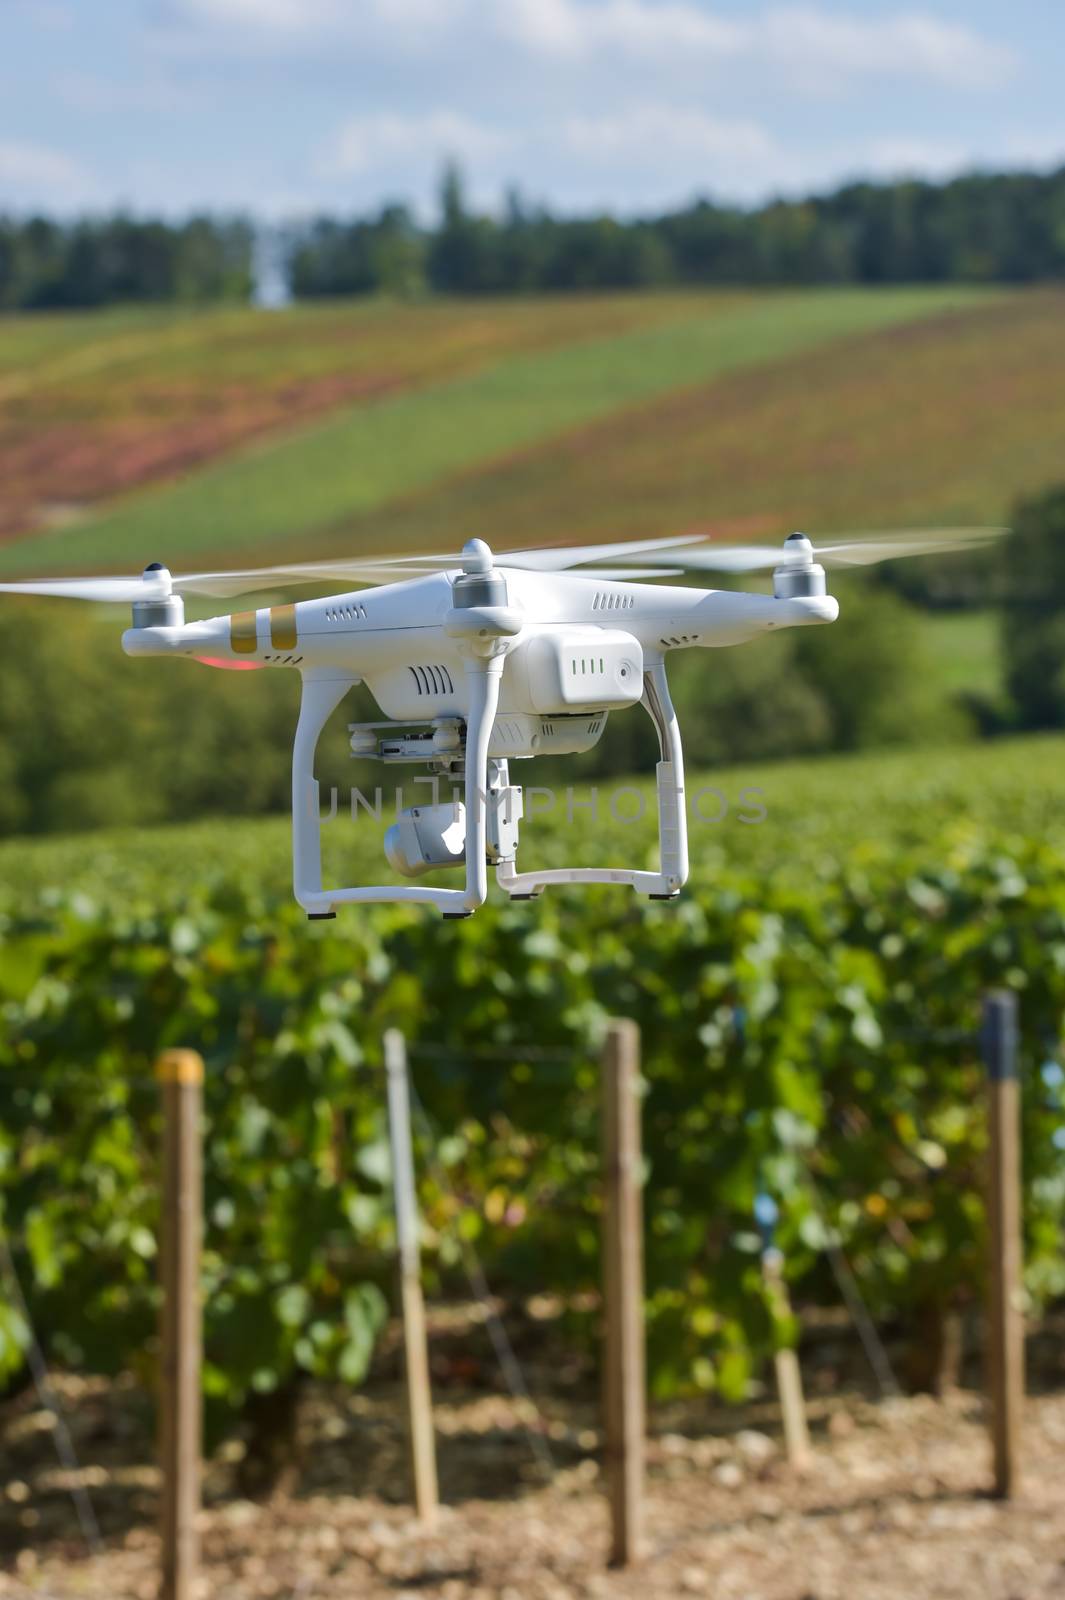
top-left (0, 527), bottom-right (999, 919)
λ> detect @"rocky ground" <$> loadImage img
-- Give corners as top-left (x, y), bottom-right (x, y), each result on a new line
top-left (1, 1311), bottom-right (1063, 1600)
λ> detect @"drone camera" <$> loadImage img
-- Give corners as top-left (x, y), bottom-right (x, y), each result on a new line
top-left (384, 801), bottom-right (466, 878)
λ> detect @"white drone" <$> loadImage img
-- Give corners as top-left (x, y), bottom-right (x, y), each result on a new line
top-left (0, 528), bottom-right (997, 919)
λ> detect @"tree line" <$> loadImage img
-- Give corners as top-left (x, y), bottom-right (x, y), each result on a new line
top-left (5, 162), bottom-right (1065, 310)
top-left (0, 214), bottom-right (255, 310)
top-left (291, 163), bottom-right (1065, 297)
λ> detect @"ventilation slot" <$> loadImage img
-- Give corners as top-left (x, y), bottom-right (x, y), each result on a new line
top-left (659, 634), bottom-right (697, 648)
top-left (326, 603), bottom-right (368, 624)
top-left (408, 664), bottom-right (455, 696)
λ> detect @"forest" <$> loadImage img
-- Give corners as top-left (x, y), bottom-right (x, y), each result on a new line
top-left (6, 162), bottom-right (1065, 309)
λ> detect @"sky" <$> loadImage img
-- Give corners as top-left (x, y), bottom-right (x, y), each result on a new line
top-left (1, 0), bottom-right (1062, 220)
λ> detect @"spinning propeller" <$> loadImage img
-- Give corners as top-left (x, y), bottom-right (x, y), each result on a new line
top-left (0, 526), bottom-right (1005, 602)
top-left (631, 526), bottom-right (1007, 573)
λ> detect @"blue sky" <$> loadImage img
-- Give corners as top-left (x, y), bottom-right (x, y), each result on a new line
top-left (1, 0), bottom-right (1062, 219)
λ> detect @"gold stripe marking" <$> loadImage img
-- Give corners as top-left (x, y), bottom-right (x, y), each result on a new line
top-left (270, 604), bottom-right (298, 651)
top-left (230, 610), bottom-right (258, 654)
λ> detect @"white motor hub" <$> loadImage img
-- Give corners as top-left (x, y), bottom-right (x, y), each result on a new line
top-left (506, 627), bottom-right (644, 714)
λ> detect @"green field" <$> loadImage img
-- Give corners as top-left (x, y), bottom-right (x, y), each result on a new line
top-left (922, 609), bottom-right (1002, 699)
top-left (0, 286), bottom-right (997, 572)
top-left (1, 732), bottom-right (1059, 909)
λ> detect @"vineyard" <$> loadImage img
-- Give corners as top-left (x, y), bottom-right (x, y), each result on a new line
top-left (2, 736), bottom-right (1063, 1440)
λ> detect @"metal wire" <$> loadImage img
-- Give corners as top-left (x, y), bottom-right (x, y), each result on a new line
top-left (800, 1168), bottom-right (900, 1398)
top-left (408, 1040), bottom-right (579, 1065)
top-left (0, 1230), bottom-right (103, 1554)
top-left (405, 1078), bottom-right (557, 1484)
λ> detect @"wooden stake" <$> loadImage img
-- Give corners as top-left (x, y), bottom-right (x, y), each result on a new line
top-left (761, 1249), bottom-right (811, 1470)
top-left (156, 1049), bottom-right (203, 1600)
top-left (384, 1029), bottom-right (439, 1525)
top-left (601, 1019), bottom-right (645, 1567)
top-left (982, 992), bottom-right (1024, 1500)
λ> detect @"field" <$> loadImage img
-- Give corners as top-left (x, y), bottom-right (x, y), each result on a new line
top-left (0, 293), bottom-right (710, 547)
top-left (1, 731), bottom-right (1061, 905)
top-left (0, 285), bottom-right (1006, 572)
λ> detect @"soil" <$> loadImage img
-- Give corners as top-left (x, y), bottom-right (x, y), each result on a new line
top-left (1, 1312), bottom-right (1063, 1600)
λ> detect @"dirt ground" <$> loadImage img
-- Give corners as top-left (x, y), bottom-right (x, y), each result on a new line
top-left (1, 1314), bottom-right (1064, 1600)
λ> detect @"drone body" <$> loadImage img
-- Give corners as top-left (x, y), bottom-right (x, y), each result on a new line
top-left (0, 525), bottom-right (997, 919)
top-left (118, 537), bottom-right (837, 917)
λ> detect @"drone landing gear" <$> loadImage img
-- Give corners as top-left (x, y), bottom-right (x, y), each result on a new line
top-left (497, 659), bottom-right (689, 903)
top-left (292, 661), bottom-right (505, 918)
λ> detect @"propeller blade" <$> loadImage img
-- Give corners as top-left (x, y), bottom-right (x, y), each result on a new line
top-left (810, 526), bottom-right (1008, 565)
top-left (0, 576), bottom-right (168, 602)
top-left (0, 527), bottom-right (1005, 607)
top-left (170, 535), bottom-right (709, 594)
top-left (170, 560), bottom-right (443, 597)
top-left (494, 535), bottom-right (706, 571)
top-left (652, 546), bottom-right (779, 573)
top-left (617, 525), bottom-right (1008, 574)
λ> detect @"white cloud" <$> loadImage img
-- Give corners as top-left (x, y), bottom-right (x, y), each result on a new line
top-left (562, 106), bottom-right (777, 168)
top-left (316, 104), bottom-right (791, 212)
top-left (863, 131), bottom-right (1065, 183)
top-left (0, 139), bottom-right (90, 195)
top-left (760, 8), bottom-right (1014, 90)
top-left (510, 2), bottom-right (1015, 88)
top-left (863, 137), bottom-right (974, 180)
top-left (325, 111), bottom-right (510, 178)
top-left (500, 0), bottom-right (743, 61)
top-left (164, 0), bottom-right (1015, 90)
top-left (169, 0), bottom-right (464, 38)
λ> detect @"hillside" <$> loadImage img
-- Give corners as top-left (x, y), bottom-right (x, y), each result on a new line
top-left (0, 286), bottom-right (1000, 574)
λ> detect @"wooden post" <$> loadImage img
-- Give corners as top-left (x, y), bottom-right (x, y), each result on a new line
top-left (384, 1029), bottom-right (439, 1525)
top-left (982, 992), bottom-right (1024, 1499)
top-left (156, 1049), bottom-right (204, 1600)
top-left (601, 1019), bottom-right (645, 1567)
top-left (761, 1249), bottom-right (811, 1470)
